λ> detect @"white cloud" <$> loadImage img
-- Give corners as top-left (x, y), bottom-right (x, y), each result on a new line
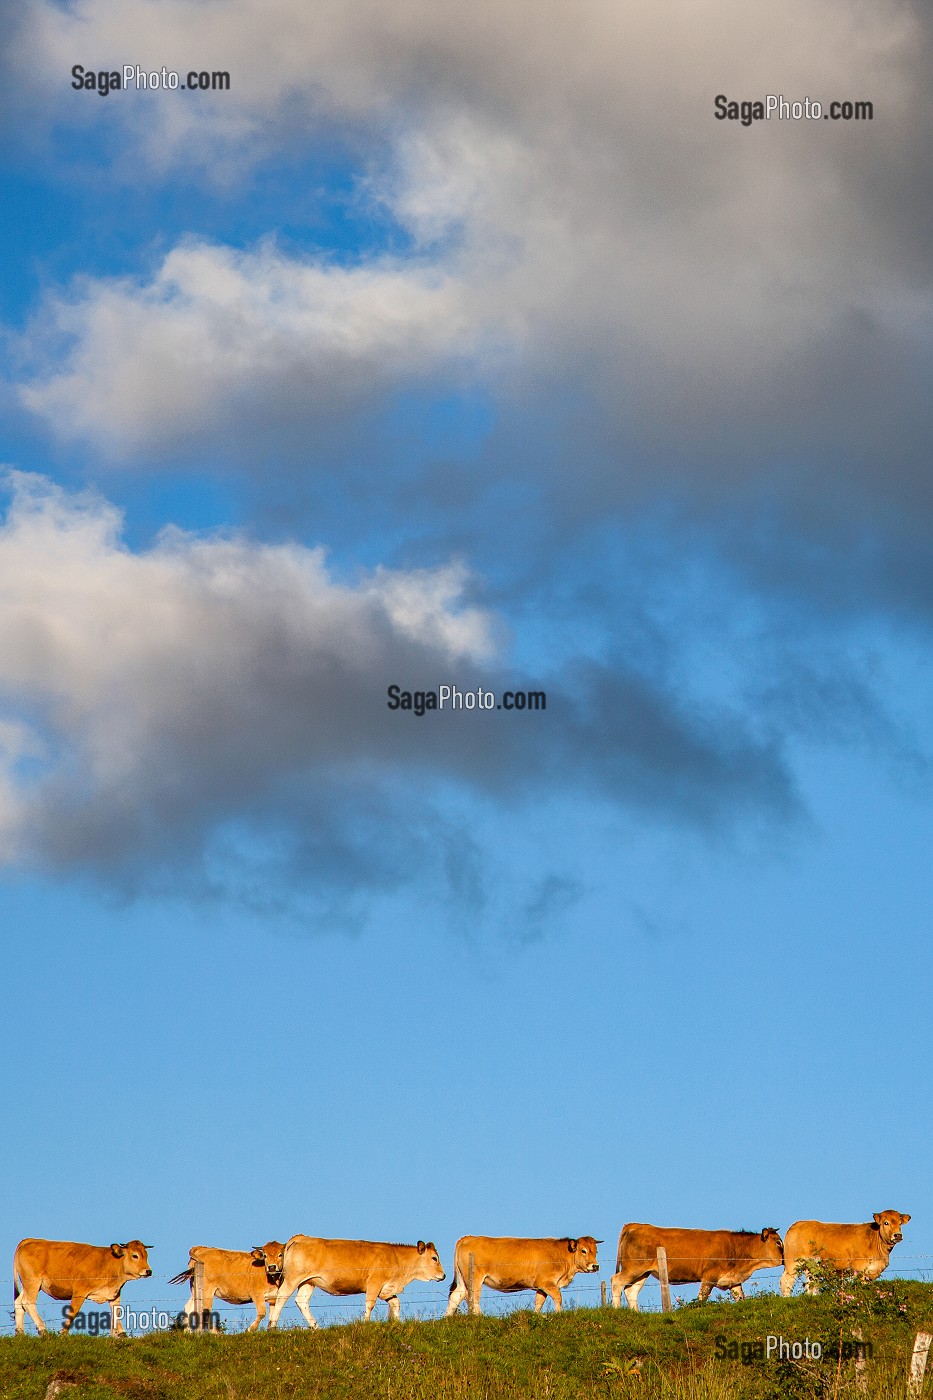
top-left (20, 241), bottom-right (486, 454)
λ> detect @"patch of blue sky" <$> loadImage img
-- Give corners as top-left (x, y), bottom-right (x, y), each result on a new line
top-left (0, 131), bottom-right (413, 330)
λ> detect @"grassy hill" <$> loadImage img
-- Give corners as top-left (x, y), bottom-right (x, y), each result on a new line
top-left (3, 1277), bottom-right (933, 1399)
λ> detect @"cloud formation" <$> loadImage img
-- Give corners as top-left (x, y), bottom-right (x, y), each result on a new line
top-left (20, 241), bottom-right (488, 456)
top-left (13, 0), bottom-right (932, 567)
top-left (2, 1), bottom-right (930, 917)
top-left (0, 473), bottom-right (792, 902)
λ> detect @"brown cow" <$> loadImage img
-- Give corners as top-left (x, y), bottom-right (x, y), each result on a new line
top-left (611, 1225), bottom-right (783, 1309)
top-left (779, 1211), bottom-right (910, 1295)
top-left (13, 1238), bottom-right (152, 1336)
top-left (168, 1241), bottom-right (285, 1331)
top-left (446, 1236), bottom-right (601, 1315)
top-left (268, 1237), bottom-right (445, 1326)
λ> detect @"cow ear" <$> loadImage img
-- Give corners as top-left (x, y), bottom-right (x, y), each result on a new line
top-left (901, 1214), bottom-right (911, 1223)
top-left (110, 1243), bottom-right (125, 1257)
top-left (568, 1239), bottom-right (578, 1252)
top-left (872, 1214), bottom-right (882, 1228)
top-left (417, 1240), bottom-right (426, 1253)
top-left (251, 1248), bottom-right (264, 1260)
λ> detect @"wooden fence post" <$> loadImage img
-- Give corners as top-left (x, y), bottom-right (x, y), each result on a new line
top-left (600, 1280), bottom-right (607, 1308)
top-left (657, 1247), bottom-right (671, 1313)
top-left (908, 1332), bottom-right (932, 1399)
top-left (467, 1253), bottom-right (477, 1316)
top-left (192, 1259), bottom-right (204, 1332)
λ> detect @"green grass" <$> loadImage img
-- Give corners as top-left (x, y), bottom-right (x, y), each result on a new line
top-left (3, 1279), bottom-right (933, 1399)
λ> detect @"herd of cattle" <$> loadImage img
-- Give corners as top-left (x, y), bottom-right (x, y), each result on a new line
top-left (11, 1210), bottom-right (911, 1335)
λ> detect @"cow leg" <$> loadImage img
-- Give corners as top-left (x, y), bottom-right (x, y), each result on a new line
top-left (62, 1294), bottom-right (88, 1334)
top-left (446, 1271), bottom-right (468, 1317)
top-left (731, 1286), bottom-right (745, 1302)
top-left (16, 1287), bottom-right (46, 1335)
top-left (268, 1279), bottom-right (297, 1329)
top-left (111, 1296), bottom-right (128, 1336)
top-left (624, 1277), bottom-right (647, 1311)
top-left (535, 1286), bottom-right (562, 1313)
top-left (294, 1283), bottom-right (318, 1329)
top-left (363, 1290), bottom-right (380, 1322)
top-left (249, 1298), bottom-right (267, 1333)
top-left (697, 1282), bottom-right (712, 1303)
top-left (386, 1295), bottom-right (401, 1322)
top-left (533, 1290), bottom-right (547, 1313)
top-left (779, 1267), bottom-right (796, 1297)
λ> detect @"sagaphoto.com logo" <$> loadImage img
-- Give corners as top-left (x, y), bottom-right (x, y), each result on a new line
top-left (71, 65), bottom-right (231, 94)
top-left (715, 1334), bottom-right (873, 1365)
top-left (386, 684), bottom-right (547, 715)
top-left (714, 92), bottom-right (873, 126)
top-left (60, 1304), bottom-right (221, 1334)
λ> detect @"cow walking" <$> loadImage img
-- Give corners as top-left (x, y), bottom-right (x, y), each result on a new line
top-left (446, 1236), bottom-right (600, 1315)
top-left (780, 1211), bottom-right (910, 1295)
top-left (611, 1225), bottom-right (783, 1309)
top-left (13, 1238), bottom-right (152, 1336)
top-left (268, 1238), bottom-right (445, 1327)
top-left (168, 1242), bottom-right (285, 1331)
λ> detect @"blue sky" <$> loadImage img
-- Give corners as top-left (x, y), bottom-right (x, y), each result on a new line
top-left (1, 0), bottom-right (931, 1331)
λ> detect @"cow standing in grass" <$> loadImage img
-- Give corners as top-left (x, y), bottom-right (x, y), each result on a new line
top-left (13, 1238), bottom-right (152, 1336)
top-left (268, 1238), bottom-right (445, 1326)
top-left (446, 1236), bottom-right (601, 1315)
top-left (169, 1242), bottom-right (285, 1331)
top-left (611, 1225), bottom-right (783, 1309)
top-left (780, 1211), bottom-right (910, 1295)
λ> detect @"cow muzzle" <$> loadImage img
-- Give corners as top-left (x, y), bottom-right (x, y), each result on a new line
top-left (145, 1268), bottom-right (153, 1277)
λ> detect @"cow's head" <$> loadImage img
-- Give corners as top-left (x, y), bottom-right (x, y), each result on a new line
top-left (414, 1240), bottom-right (446, 1283)
top-left (568, 1237), bottom-right (601, 1274)
top-left (759, 1228), bottom-right (784, 1265)
top-left (251, 1241), bottom-right (286, 1284)
top-left (872, 1211), bottom-right (911, 1247)
top-left (111, 1241), bottom-right (152, 1278)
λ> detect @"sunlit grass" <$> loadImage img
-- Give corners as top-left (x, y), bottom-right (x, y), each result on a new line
top-left (2, 1278), bottom-right (932, 1398)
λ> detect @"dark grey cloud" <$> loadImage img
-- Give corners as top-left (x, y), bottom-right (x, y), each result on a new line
top-left (0, 474), bottom-right (796, 911)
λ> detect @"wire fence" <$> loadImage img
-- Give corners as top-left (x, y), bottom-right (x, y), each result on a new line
top-left (3, 1262), bottom-right (933, 1337)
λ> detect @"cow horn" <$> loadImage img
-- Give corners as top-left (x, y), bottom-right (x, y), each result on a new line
top-left (594, 1239), bottom-right (604, 1244)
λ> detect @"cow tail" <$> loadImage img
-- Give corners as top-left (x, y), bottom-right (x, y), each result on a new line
top-left (168, 1268), bottom-right (194, 1287)
top-left (448, 1243), bottom-right (464, 1299)
top-left (616, 1227), bottom-right (628, 1274)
